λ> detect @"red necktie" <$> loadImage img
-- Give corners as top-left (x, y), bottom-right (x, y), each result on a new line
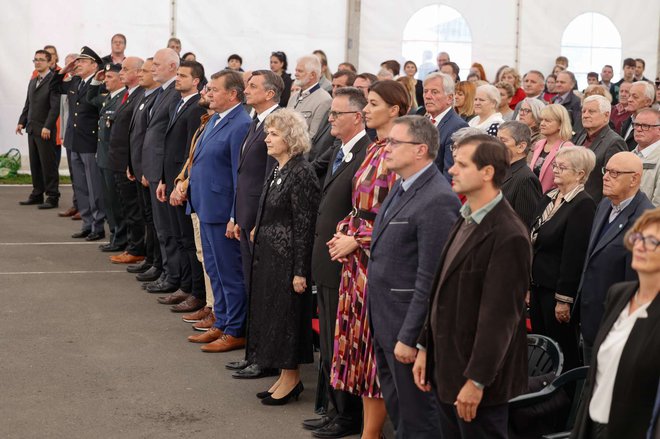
top-left (121, 90), bottom-right (129, 104)
top-left (427, 115), bottom-right (436, 124)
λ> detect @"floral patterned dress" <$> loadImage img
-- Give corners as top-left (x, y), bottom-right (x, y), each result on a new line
top-left (329, 139), bottom-right (397, 398)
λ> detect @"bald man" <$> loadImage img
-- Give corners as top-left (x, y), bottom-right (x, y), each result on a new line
top-left (577, 151), bottom-right (653, 363)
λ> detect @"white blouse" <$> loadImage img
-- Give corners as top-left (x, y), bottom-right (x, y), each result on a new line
top-left (589, 300), bottom-right (651, 423)
top-left (468, 112), bottom-right (504, 130)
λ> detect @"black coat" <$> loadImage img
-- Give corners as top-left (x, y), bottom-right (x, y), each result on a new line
top-left (87, 86), bottom-right (124, 170)
top-left (247, 155), bottom-right (320, 369)
top-left (620, 116), bottom-right (637, 151)
top-left (18, 70), bottom-right (60, 134)
top-left (163, 94), bottom-right (205, 192)
top-left (128, 89), bottom-right (159, 179)
top-left (51, 74), bottom-right (100, 153)
top-left (311, 134), bottom-right (370, 288)
top-left (572, 281), bottom-right (660, 439)
top-left (142, 82), bottom-right (179, 182)
top-left (107, 87), bottom-right (144, 172)
top-left (502, 158), bottom-right (543, 228)
top-left (308, 109), bottom-right (336, 164)
top-left (556, 92), bottom-right (582, 133)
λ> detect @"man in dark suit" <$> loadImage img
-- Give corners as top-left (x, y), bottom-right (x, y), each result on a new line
top-left (511, 70), bottom-right (545, 120)
top-left (572, 95), bottom-right (627, 203)
top-left (141, 48), bottom-right (182, 294)
top-left (413, 134), bottom-right (531, 438)
top-left (620, 81), bottom-right (655, 151)
top-left (127, 58), bottom-right (162, 280)
top-left (304, 87), bottom-right (369, 438)
top-left (577, 152), bottom-right (652, 363)
top-left (498, 121), bottom-right (542, 228)
top-left (224, 70), bottom-right (282, 378)
top-left (186, 70), bottom-right (251, 353)
top-left (17, 49), bottom-right (60, 208)
top-left (106, 57), bottom-right (146, 265)
top-left (368, 116), bottom-right (460, 438)
top-left (51, 46), bottom-right (106, 241)
top-left (421, 72), bottom-right (468, 182)
top-left (553, 71), bottom-right (582, 129)
top-left (155, 60), bottom-right (207, 312)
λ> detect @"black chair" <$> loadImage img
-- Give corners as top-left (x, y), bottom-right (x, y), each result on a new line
top-left (528, 334), bottom-right (564, 377)
top-left (509, 366), bottom-right (589, 439)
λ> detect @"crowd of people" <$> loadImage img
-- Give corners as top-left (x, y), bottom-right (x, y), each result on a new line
top-left (15, 33), bottom-right (660, 439)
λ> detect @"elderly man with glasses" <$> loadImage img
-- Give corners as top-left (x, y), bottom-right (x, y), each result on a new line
top-left (632, 108), bottom-right (660, 206)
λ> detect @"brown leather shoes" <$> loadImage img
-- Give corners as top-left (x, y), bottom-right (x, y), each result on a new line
top-left (71, 212), bottom-right (82, 220)
top-left (171, 296), bottom-right (205, 313)
top-left (182, 306), bottom-right (211, 323)
top-left (188, 326), bottom-right (223, 343)
top-left (193, 311), bottom-right (216, 331)
top-left (58, 207), bottom-right (78, 217)
top-left (201, 334), bottom-right (246, 353)
top-left (157, 291), bottom-right (189, 305)
top-left (110, 252), bottom-right (146, 264)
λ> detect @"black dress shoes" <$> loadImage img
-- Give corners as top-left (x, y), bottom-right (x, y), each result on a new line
top-left (232, 363), bottom-right (279, 379)
top-left (302, 415), bottom-right (334, 431)
top-left (100, 243), bottom-right (126, 252)
top-left (225, 359), bottom-right (249, 371)
top-left (261, 382), bottom-right (303, 406)
top-left (127, 261), bottom-right (152, 274)
top-left (37, 198), bottom-right (59, 209)
top-left (71, 230), bottom-right (91, 239)
top-left (311, 419), bottom-right (361, 438)
top-left (146, 280), bottom-right (179, 293)
top-left (85, 232), bottom-right (106, 241)
top-left (136, 267), bottom-right (162, 282)
top-left (19, 196), bottom-right (43, 205)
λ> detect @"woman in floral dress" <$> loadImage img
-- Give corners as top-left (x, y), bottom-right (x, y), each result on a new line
top-left (328, 80), bottom-right (410, 438)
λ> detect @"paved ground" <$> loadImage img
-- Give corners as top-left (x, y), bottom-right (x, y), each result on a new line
top-left (0, 185), bottom-right (350, 439)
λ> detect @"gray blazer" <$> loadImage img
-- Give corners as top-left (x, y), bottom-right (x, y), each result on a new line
top-left (286, 85), bottom-right (332, 139)
top-left (367, 164), bottom-right (460, 349)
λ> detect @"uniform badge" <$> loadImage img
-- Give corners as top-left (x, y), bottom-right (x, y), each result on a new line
top-left (344, 152), bottom-right (353, 163)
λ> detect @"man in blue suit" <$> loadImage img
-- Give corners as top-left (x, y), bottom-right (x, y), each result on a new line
top-left (368, 116), bottom-right (461, 438)
top-left (422, 72), bottom-right (468, 182)
top-left (577, 151), bottom-right (653, 363)
top-left (186, 70), bottom-right (251, 353)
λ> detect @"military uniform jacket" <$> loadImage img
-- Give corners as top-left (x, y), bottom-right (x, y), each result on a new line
top-left (87, 85), bottom-right (125, 169)
top-left (50, 74), bottom-right (100, 153)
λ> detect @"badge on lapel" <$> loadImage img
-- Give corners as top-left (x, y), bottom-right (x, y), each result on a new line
top-left (344, 152), bottom-right (353, 163)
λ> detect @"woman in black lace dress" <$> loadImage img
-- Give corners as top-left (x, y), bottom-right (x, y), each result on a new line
top-left (248, 109), bottom-right (320, 406)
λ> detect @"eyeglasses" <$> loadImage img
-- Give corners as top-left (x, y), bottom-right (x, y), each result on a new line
top-left (328, 110), bottom-right (359, 119)
top-left (601, 167), bottom-right (636, 178)
top-left (627, 232), bottom-right (660, 251)
top-left (518, 108), bottom-right (532, 115)
top-left (271, 51), bottom-right (285, 57)
top-left (632, 122), bottom-right (660, 131)
top-left (551, 163), bottom-right (574, 173)
top-left (32, 58), bottom-right (48, 63)
top-left (385, 138), bottom-right (424, 148)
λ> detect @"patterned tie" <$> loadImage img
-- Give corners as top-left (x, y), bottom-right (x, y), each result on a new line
top-left (332, 148), bottom-right (345, 175)
top-left (200, 113), bottom-right (220, 144)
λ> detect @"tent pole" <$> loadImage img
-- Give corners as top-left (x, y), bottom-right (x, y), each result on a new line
top-left (170, 0), bottom-right (177, 36)
top-left (515, 0), bottom-right (521, 70)
top-left (346, 0), bottom-right (361, 69)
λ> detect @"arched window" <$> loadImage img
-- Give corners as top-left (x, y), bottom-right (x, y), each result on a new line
top-left (560, 13), bottom-right (622, 89)
top-left (402, 5), bottom-right (472, 80)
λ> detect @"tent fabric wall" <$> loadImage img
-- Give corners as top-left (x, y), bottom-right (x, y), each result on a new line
top-left (2, 1), bottom-right (657, 166)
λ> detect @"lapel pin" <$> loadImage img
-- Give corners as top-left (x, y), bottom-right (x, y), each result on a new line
top-left (276, 177), bottom-right (282, 185)
top-left (619, 224), bottom-right (623, 229)
top-left (344, 152), bottom-right (353, 163)
top-left (139, 103), bottom-right (145, 110)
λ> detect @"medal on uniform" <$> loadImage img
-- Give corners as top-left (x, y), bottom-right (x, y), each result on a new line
top-left (139, 103), bottom-right (145, 110)
top-left (344, 152), bottom-right (353, 163)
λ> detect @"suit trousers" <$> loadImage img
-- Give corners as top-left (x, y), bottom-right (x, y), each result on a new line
top-left (135, 181), bottom-right (160, 268)
top-left (99, 167), bottom-right (127, 246)
top-left (317, 283), bottom-right (362, 423)
top-left (167, 202), bottom-right (206, 298)
top-left (149, 182), bottom-right (180, 286)
top-left (530, 284), bottom-right (580, 370)
top-left (65, 147), bottom-right (77, 209)
top-left (240, 227), bottom-right (254, 360)
top-left (191, 213), bottom-right (213, 309)
top-left (373, 339), bottom-right (442, 438)
top-left (113, 172), bottom-right (144, 256)
top-left (438, 401), bottom-right (508, 439)
top-left (70, 150), bottom-right (105, 233)
top-left (27, 132), bottom-right (59, 199)
top-left (199, 221), bottom-right (246, 337)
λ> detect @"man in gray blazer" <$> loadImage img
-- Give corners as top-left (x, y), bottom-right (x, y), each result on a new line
top-left (368, 116), bottom-right (461, 438)
top-left (287, 55), bottom-right (332, 139)
top-left (572, 95), bottom-right (627, 203)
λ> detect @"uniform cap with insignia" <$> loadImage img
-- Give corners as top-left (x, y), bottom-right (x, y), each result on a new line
top-left (75, 46), bottom-right (103, 68)
top-left (105, 63), bottom-right (122, 73)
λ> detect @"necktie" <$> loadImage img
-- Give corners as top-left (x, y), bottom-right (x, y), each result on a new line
top-left (36, 76), bottom-right (43, 88)
top-left (385, 184), bottom-right (405, 217)
top-left (200, 113), bottom-right (220, 144)
top-left (175, 98), bottom-right (185, 113)
top-left (633, 148), bottom-right (643, 158)
top-left (427, 114), bottom-right (437, 125)
top-left (332, 148), bottom-right (345, 175)
top-left (554, 96), bottom-right (563, 104)
top-left (121, 90), bottom-right (129, 105)
top-left (241, 116), bottom-right (260, 155)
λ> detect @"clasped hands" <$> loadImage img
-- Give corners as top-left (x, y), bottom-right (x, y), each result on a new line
top-left (326, 232), bottom-right (359, 263)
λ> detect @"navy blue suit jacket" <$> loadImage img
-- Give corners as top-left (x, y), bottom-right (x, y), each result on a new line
top-left (434, 109), bottom-right (468, 181)
top-left (367, 164), bottom-right (460, 349)
top-left (51, 74), bottom-right (99, 153)
top-left (576, 190), bottom-right (653, 344)
top-left (188, 104), bottom-right (251, 224)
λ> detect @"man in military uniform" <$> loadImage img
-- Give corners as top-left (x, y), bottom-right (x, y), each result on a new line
top-left (51, 46), bottom-right (106, 241)
top-left (87, 63), bottom-right (127, 251)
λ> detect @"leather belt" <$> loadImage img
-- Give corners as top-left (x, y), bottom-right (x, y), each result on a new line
top-left (350, 207), bottom-right (377, 221)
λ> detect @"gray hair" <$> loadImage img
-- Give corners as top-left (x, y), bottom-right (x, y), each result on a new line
top-left (298, 55), bottom-right (322, 78)
top-left (583, 94), bottom-right (611, 114)
top-left (518, 98), bottom-right (547, 124)
top-left (451, 126), bottom-right (485, 144)
top-left (558, 70), bottom-right (577, 86)
top-left (264, 109), bottom-right (311, 156)
top-left (499, 121), bottom-right (532, 153)
top-left (556, 146), bottom-right (596, 184)
top-left (477, 84), bottom-right (501, 107)
top-left (393, 115), bottom-right (440, 159)
top-left (334, 87), bottom-right (367, 111)
top-left (631, 81), bottom-right (656, 102)
top-left (250, 70), bottom-right (285, 104)
top-left (423, 72), bottom-right (455, 95)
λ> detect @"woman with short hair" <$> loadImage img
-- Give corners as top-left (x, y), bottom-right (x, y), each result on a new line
top-left (500, 66), bottom-right (527, 109)
top-left (468, 84), bottom-right (505, 136)
top-left (517, 97), bottom-right (547, 147)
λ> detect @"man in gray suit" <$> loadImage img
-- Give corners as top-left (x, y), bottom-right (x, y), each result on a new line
top-left (368, 116), bottom-right (461, 438)
top-left (287, 55), bottom-right (332, 139)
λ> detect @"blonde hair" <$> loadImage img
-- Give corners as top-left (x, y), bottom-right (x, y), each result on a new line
top-left (540, 104), bottom-right (573, 140)
top-left (500, 67), bottom-right (521, 89)
top-left (263, 109), bottom-right (311, 156)
top-left (396, 76), bottom-right (418, 109)
top-left (555, 146), bottom-right (596, 184)
top-left (455, 81), bottom-right (476, 117)
top-left (584, 85), bottom-right (613, 103)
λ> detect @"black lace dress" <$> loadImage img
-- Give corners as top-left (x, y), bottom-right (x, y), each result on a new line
top-left (247, 155), bottom-right (321, 369)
